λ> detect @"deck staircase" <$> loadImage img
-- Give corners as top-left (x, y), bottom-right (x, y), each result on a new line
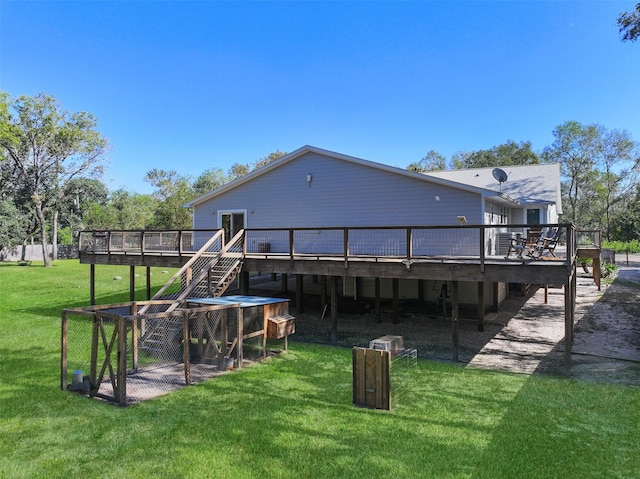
top-left (138, 229), bottom-right (245, 354)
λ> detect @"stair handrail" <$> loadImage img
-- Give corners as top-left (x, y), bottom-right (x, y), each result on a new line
top-left (174, 228), bottom-right (246, 301)
top-left (145, 229), bottom-right (225, 303)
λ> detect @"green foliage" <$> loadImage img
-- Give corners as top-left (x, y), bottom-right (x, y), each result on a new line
top-left (451, 140), bottom-right (540, 169)
top-left (0, 261), bottom-right (639, 478)
top-left (602, 261), bottom-right (618, 278)
top-left (407, 149), bottom-right (446, 172)
top-left (602, 239), bottom-right (640, 254)
top-left (0, 91), bottom-right (108, 266)
top-left (56, 226), bottom-right (73, 245)
top-left (192, 168), bottom-right (228, 197)
top-left (618, 2), bottom-right (640, 42)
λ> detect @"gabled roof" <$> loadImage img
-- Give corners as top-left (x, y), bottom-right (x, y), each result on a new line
top-left (424, 163), bottom-right (563, 213)
top-left (185, 145), bottom-right (549, 208)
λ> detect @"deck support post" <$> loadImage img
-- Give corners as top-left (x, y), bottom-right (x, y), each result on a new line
top-left (477, 281), bottom-right (485, 332)
top-left (418, 279), bottom-right (425, 307)
top-left (146, 267), bottom-right (151, 300)
top-left (241, 270), bottom-right (250, 295)
top-left (392, 278), bottom-right (400, 324)
top-left (375, 277), bottom-right (381, 323)
top-left (90, 264), bottom-right (96, 306)
top-left (491, 283), bottom-right (499, 312)
top-left (320, 275), bottom-right (327, 312)
top-left (452, 280), bottom-right (459, 362)
top-left (564, 265), bottom-right (576, 364)
top-left (330, 276), bottom-right (338, 345)
top-left (129, 265), bottom-right (135, 301)
top-left (296, 274), bottom-right (304, 314)
top-left (281, 273), bottom-right (288, 293)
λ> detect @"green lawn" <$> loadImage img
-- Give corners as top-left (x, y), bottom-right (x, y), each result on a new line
top-left (1, 260), bottom-right (639, 478)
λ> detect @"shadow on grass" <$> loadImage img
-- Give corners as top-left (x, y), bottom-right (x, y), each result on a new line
top-left (471, 372), bottom-right (640, 479)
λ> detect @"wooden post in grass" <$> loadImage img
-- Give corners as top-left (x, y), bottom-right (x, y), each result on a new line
top-left (61, 310), bottom-right (68, 390)
top-left (352, 347), bottom-right (390, 410)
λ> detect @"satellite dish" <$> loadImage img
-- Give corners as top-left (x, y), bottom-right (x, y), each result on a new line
top-left (492, 167), bottom-right (508, 183)
top-left (492, 168), bottom-right (508, 191)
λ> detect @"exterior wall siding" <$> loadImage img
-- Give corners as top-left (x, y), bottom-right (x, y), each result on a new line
top-left (193, 151), bottom-right (482, 230)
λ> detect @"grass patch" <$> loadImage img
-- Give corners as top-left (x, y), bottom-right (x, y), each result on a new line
top-left (0, 260), bottom-right (639, 478)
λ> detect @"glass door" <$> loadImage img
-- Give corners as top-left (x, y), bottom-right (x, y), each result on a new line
top-left (220, 210), bottom-right (246, 243)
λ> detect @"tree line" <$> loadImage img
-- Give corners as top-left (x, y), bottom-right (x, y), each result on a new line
top-left (1, 90), bottom-right (639, 267)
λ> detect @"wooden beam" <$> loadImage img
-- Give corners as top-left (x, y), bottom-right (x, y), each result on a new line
top-left (452, 281), bottom-right (459, 362)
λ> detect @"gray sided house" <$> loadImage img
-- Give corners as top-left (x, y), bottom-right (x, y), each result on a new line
top-left (186, 146), bottom-right (563, 308)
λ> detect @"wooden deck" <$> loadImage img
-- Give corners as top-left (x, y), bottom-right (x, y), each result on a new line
top-left (77, 224), bottom-right (602, 361)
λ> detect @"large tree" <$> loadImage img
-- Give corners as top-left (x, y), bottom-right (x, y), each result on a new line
top-left (618, 2), bottom-right (640, 42)
top-left (542, 121), bottom-right (638, 236)
top-left (0, 92), bottom-right (108, 266)
top-left (543, 121), bottom-right (600, 226)
top-left (144, 169), bottom-right (193, 229)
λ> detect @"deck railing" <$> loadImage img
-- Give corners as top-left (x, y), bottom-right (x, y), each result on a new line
top-left (78, 229), bottom-right (220, 256)
top-left (246, 223), bottom-right (574, 258)
top-left (79, 224), bottom-right (582, 270)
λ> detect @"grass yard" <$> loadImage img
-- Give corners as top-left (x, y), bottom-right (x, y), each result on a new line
top-left (1, 260), bottom-right (639, 478)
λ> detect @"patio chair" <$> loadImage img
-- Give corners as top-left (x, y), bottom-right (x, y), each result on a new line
top-left (504, 227), bottom-right (561, 260)
top-left (505, 235), bottom-right (524, 259)
top-left (530, 227), bottom-right (561, 258)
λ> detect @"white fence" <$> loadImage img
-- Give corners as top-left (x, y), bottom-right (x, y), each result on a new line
top-left (0, 244), bottom-right (78, 262)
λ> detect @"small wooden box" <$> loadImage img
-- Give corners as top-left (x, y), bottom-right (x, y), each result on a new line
top-left (369, 335), bottom-right (403, 355)
top-left (267, 316), bottom-right (295, 339)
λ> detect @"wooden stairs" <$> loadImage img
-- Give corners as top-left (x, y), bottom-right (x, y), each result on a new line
top-left (139, 229), bottom-right (245, 355)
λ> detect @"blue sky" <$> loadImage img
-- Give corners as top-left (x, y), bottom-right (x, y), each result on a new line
top-left (1, 1), bottom-right (638, 194)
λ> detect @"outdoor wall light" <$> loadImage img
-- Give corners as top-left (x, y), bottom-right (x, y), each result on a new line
top-left (306, 174), bottom-right (312, 186)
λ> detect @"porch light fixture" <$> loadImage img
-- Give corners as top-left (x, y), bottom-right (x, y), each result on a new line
top-left (306, 174), bottom-right (312, 186)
